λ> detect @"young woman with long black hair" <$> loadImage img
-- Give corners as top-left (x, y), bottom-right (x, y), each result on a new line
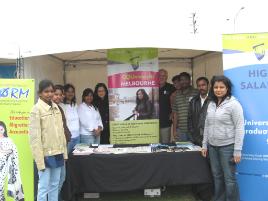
top-left (93, 83), bottom-right (110, 144)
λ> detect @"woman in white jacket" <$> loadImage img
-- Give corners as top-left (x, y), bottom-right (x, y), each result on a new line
top-left (78, 88), bottom-right (103, 145)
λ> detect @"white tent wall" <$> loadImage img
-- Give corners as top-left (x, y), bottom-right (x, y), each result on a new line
top-left (22, 50), bottom-right (223, 103)
top-left (160, 60), bottom-right (192, 82)
top-left (193, 52), bottom-right (223, 86)
top-left (24, 55), bottom-right (64, 99)
top-left (65, 63), bottom-right (107, 104)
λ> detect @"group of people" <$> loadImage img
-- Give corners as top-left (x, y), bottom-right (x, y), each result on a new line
top-left (29, 81), bottom-right (110, 201)
top-left (159, 69), bottom-right (245, 201)
top-left (28, 68), bottom-right (245, 201)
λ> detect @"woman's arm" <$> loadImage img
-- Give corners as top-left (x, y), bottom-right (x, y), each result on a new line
top-left (232, 101), bottom-right (245, 158)
top-left (29, 107), bottom-right (45, 171)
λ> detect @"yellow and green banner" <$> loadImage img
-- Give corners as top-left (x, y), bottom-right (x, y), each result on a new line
top-left (107, 48), bottom-right (159, 144)
top-left (0, 79), bottom-right (35, 201)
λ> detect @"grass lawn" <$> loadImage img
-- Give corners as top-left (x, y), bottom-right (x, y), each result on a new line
top-left (79, 185), bottom-right (196, 201)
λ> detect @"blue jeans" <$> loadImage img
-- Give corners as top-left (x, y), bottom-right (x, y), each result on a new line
top-left (68, 136), bottom-right (80, 154)
top-left (80, 134), bottom-right (100, 145)
top-left (208, 144), bottom-right (240, 201)
top-left (58, 163), bottom-right (66, 201)
top-left (175, 128), bottom-right (189, 142)
top-left (38, 167), bottom-right (61, 201)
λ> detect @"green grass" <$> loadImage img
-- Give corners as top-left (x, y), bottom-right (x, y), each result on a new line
top-left (79, 185), bottom-right (196, 201)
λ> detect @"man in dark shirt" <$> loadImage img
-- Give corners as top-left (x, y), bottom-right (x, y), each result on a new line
top-left (188, 77), bottom-right (213, 201)
top-left (159, 69), bottom-right (176, 143)
top-left (188, 77), bottom-right (211, 146)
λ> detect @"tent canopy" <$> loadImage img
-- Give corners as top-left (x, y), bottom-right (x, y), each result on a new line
top-left (1, 0), bottom-right (267, 59)
top-left (50, 48), bottom-right (211, 65)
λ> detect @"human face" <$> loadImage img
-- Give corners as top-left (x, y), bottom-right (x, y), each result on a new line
top-left (97, 86), bottom-right (106, 99)
top-left (84, 93), bottom-right (93, 105)
top-left (0, 125), bottom-right (5, 138)
top-left (53, 89), bottom-right (63, 104)
top-left (179, 76), bottom-right (191, 90)
top-left (159, 70), bottom-right (168, 86)
top-left (173, 80), bottom-right (181, 90)
top-left (137, 90), bottom-right (144, 100)
top-left (65, 87), bottom-right (75, 103)
top-left (39, 86), bottom-right (54, 103)
top-left (213, 81), bottom-right (228, 99)
top-left (197, 80), bottom-right (209, 96)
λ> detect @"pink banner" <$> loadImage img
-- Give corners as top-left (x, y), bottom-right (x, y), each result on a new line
top-left (108, 71), bottom-right (159, 88)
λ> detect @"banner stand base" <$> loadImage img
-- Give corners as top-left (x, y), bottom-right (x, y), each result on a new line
top-left (144, 188), bottom-right (161, 197)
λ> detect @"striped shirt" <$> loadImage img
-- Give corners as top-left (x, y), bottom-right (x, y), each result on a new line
top-left (172, 86), bottom-right (198, 134)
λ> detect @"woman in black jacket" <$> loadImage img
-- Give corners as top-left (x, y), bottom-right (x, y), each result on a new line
top-left (93, 83), bottom-right (110, 144)
top-left (133, 89), bottom-right (153, 120)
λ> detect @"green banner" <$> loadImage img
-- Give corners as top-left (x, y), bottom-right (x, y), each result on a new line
top-left (0, 79), bottom-right (35, 201)
top-left (110, 120), bottom-right (159, 144)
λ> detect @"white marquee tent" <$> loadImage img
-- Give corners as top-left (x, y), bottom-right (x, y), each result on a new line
top-left (0, 0), bottom-right (267, 101)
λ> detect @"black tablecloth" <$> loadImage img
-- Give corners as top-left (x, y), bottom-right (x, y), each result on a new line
top-left (62, 151), bottom-right (212, 200)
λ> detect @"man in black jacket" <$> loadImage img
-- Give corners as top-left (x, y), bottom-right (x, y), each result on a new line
top-left (188, 77), bottom-right (211, 146)
top-left (188, 76), bottom-right (213, 201)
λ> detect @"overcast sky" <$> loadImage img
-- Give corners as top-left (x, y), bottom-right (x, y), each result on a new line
top-left (0, 0), bottom-right (267, 58)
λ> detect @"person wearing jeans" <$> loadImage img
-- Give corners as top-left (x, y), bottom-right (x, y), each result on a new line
top-left (38, 167), bottom-right (62, 201)
top-left (78, 88), bottom-right (103, 145)
top-left (208, 144), bottom-right (239, 201)
top-left (201, 76), bottom-right (245, 201)
top-left (53, 85), bottom-right (72, 201)
top-left (29, 80), bottom-right (67, 201)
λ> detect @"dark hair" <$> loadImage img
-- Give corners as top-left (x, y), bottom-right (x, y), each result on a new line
top-left (63, 84), bottom-right (76, 106)
top-left (38, 80), bottom-right (54, 94)
top-left (81, 88), bottom-right (95, 107)
top-left (210, 75), bottom-right (232, 103)
top-left (196, 77), bottom-right (209, 85)
top-left (179, 72), bottom-right (191, 80)
top-left (136, 89), bottom-right (149, 104)
top-left (0, 121), bottom-right (8, 137)
top-left (93, 83), bottom-right (108, 107)
top-left (172, 75), bottom-right (180, 82)
top-left (54, 84), bottom-right (64, 93)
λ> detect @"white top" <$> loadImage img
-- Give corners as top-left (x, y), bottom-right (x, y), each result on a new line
top-left (60, 103), bottom-right (80, 138)
top-left (200, 94), bottom-right (208, 107)
top-left (78, 102), bottom-right (103, 135)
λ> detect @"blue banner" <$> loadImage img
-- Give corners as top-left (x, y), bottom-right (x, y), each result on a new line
top-left (223, 33), bottom-right (268, 201)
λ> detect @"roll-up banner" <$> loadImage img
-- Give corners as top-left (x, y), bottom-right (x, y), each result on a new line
top-left (0, 79), bottom-right (35, 201)
top-left (107, 48), bottom-right (159, 144)
top-left (223, 33), bottom-right (268, 201)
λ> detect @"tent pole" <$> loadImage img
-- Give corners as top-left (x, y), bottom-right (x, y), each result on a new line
top-left (63, 62), bottom-right (67, 84)
top-left (191, 58), bottom-right (194, 87)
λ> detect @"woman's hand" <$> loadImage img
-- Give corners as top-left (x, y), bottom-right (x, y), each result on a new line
top-left (201, 148), bottom-right (207, 157)
top-left (233, 155), bottom-right (241, 164)
top-left (93, 129), bottom-right (101, 136)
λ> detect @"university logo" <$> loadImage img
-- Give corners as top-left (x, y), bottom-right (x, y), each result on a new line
top-left (129, 56), bottom-right (140, 71)
top-left (253, 43), bottom-right (265, 61)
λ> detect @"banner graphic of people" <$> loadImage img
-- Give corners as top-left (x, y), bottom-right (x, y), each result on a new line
top-left (107, 48), bottom-right (159, 144)
top-left (0, 79), bottom-right (34, 201)
top-left (223, 33), bottom-right (268, 201)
